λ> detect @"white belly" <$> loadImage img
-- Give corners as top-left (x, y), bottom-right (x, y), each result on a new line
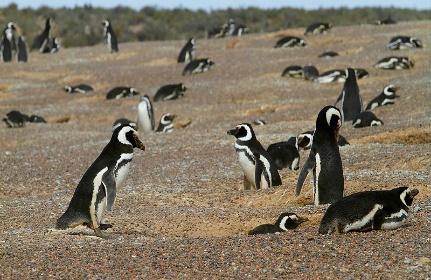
top-left (116, 163), bottom-right (130, 188)
top-left (238, 152), bottom-right (256, 187)
top-left (96, 197), bottom-right (107, 224)
top-left (138, 105), bottom-right (153, 133)
top-left (314, 153), bottom-right (321, 205)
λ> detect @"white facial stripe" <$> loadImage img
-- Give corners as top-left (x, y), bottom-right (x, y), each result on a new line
top-left (400, 190), bottom-right (408, 206)
top-left (384, 85), bottom-right (395, 95)
top-left (314, 153), bottom-right (321, 205)
top-left (90, 167), bottom-right (108, 229)
top-left (291, 157), bottom-right (299, 170)
top-left (353, 119), bottom-right (362, 126)
top-left (370, 120), bottom-right (382, 126)
top-left (259, 155), bottom-right (272, 188)
top-left (344, 204), bottom-right (383, 232)
top-left (161, 115), bottom-right (172, 125)
top-left (118, 126), bottom-right (136, 145)
top-left (237, 125), bottom-right (252, 142)
top-left (326, 108), bottom-right (341, 127)
top-left (279, 216), bottom-right (290, 231)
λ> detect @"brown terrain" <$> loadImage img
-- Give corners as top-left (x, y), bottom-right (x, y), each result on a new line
top-left (0, 21), bottom-right (430, 279)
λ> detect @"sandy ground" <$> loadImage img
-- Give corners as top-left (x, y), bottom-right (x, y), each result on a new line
top-left (1, 21), bottom-right (430, 279)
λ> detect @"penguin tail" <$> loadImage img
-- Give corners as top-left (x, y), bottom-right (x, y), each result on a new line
top-left (55, 208), bottom-right (75, 230)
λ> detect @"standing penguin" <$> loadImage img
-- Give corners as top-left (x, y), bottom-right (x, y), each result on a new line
top-left (16, 36), bottom-right (28, 62)
top-left (319, 187), bottom-right (419, 234)
top-left (56, 124), bottom-right (145, 238)
top-left (156, 113), bottom-right (176, 133)
top-left (296, 106), bottom-right (344, 205)
top-left (366, 85), bottom-right (399, 110)
top-left (1, 25), bottom-right (13, 62)
top-left (137, 95), bottom-right (155, 133)
top-left (335, 68), bottom-right (363, 121)
top-left (32, 18), bottom-right (51, 52)
top-left (227, 123), bottom-right (281, 190)
top-left (102, 19), bottom-right (119, 53)
top-left (177, 38), bottom-right (195, 63)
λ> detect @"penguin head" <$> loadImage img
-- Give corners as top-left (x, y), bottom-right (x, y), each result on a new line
top-left (140, 95), bottom-right (150, 102)
top-left (227, 123), bottom-right (256, 142)
top-left (102, 20), bottom-right (111, 27)
top-left (383, 85), bottom-right (399, 97)
top-left (370, 120), bottom-right (384, 126)
top-left (179, 83), bottom-right (187, 92)
top-left (317, 106), bottom-right (342, 134)
top-left (297, 131), bottom-right (313, 150)
top-left (299, 39), bottom-right (306, 47)
top-left (7, 22), bottom-right (16, 31)
top-left (130, 88), bottom-right (139, 95)
top-left (206, 59), bottom-right (215, 66)
top-left (160, 113), bottom-right (176, 124)
top-left (345, 68), bottom-right (357, 81)
top-left (114, 124), bottom-right (145, 150)
top-left (399, 187), bottom-right (419, 207)
top-left (276, 212), bottom-right (308, 231)
top-left (354, 68), bottom-right (369, 79)
top-left (411, 37), bottom-right (422, 48)
top-left (112, 118), bottom-right (137, 131)
top-left (189, 38), bottom-right (195, 45)
top-left (64, 86), bottom-right (72, 93)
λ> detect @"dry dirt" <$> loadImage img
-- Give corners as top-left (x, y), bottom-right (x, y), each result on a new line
top-left (1, 21), bottom-right (430, 279)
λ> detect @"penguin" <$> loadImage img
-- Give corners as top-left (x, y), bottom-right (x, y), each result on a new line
top-left (296, 106), bottom-right (344, 205)
top-left (137, 95), bottom-right (155, 133)
top-left (227, 123), bottom-right (281, 190)
top-left (64, 84), bottom-right (94, 94)
top-left (248, 213), bottom-right (308, 235)
top-left (267, 137), bottom-right (300, 171)
top-left (208, 24), bottom-right (227, 39)
top-left (318, 51), bottom-right (338, 58)
top-left (226, 19), bottom-right (236, 36)
top-left (153, 83), bottom-right (186, 102)
top-left (177, 38), bottom-right (195, 63)
top-left (232, 24), bottom-right (248, 36)
top-left (355, 68), bottom-right (369, 79)
top-left (112, 118), bottom-right (137, 131)
top-left (3, 110), bottom-right (29, 128)
top-left (375, 56), bottom-right (414, 70)
top-left (319, 187), bottom-right (419, 234)
top-left (28, 115), bottom-right (46, 123)
top-left (1, 27), bottom-right (13, 62)
top-left (281, 65), bottom-right (303, 78)
top-left (16, 36), bottom-right (28, 63)
top-left (106, 87), bottom-right (139, 100)
top-left (352, 111), bottom-right (384, 128)
top-left (335, 68), bottom-right (363, 122)
top-left (375, 17), bottom-right (397, 25)
top-left (274, 36), bottom-right (306, 48)
top-left (304, 22), bottom-right (333, 35)
top-left (156, 113), bottom-right (176, 133)
top-left (316, 69), bottom-right (346, 83)
top-left (366, 85), bottom-right (399, 110)
top-left (182, 58), bottom-right (214, 75)
top-left (303, 65), bottom-right (319, 81)
top-left (297, 130), bottom-right (349, 150)
top-left (56, 124), bottom-right (145, 238)
top-left (32, 18), bottom-right (51, 52)
top-left (387, 36), bottom-right (422, 50)
top-left (252, 119), bottom-right (266, 126)
top-left (102, 19), bottom-right (119, 53)
top-left (41, 37), bottom-right (60, 53)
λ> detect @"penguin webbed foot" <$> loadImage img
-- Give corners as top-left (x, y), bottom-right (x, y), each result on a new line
top-left (94, 228), bottom-right (110, 239)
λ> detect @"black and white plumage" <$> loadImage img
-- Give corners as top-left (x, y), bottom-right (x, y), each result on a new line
top-left (366, 85), bottom-right (399, 110)
top-left (64, 84), bottom-right (94, 94)
top-left (318, 51), bottom-right (338, 58)
top-left (208, 24), bottom-right (228, 39)
top-left (137, 95), bottom-right (155, 133)
top-left (297, 130), bottom-right (349, 150)
top-left (227, 123), bottom-right (281, 190)
top-left (304, 22), bottom-right (333, 35)
top-left (56, 124), bottom-right (145, 238)
top-left (303, 65), bottom-right (319, 81)
top-left (16, 36), bottom-right (28, 63)
top-left (41, 37), bottom-right (60, 53)
top-left (375, 56), bottom-right (414, 70)
top-left (1, 23), bottom-right (15, 62)
top-left (106, 87), bottom-right (139, 100)
top-left (315, 69), bottom-right (345, 83)
top-left (352, 111), bottom-right (384, 128)
top-left (156, 113), bottom-right (176, 133)
top-left (232, 24), bottom-right (248, 36)
top-left (355, 68), bottom-right (369, 79)
top-left (267, 137), bottom-right (300, 171)
top-left (296, 106), bottom-right (344, 205)
top-left (252, 119), bottom-right (266, 126)
top-left (274, 36), bottom-right (306, 48)
top-left (335, 68), bottom-right (363, 122)
top-left (102, 19), bottom-right (119, 53)
top-left (3, 110), bottom-right (28, 128)
top-left (153, 83), bottom-right (186, 102)
top-left (32, 18), bottom-right (52, 52)
top-left (28, 115), bottom-right (46, 123)
top-left (182, 58), bottom-right (214, 75)
top-left (387, 36), bottom-right (422, 50)
top-left (375, 17), bottom-right (397, 25)
top-left (281, 65), bottom-right (303, 78)
top-left (248, 213), bottom-right (307, 235)
top-left (319, 187), bottom-right (419, 234)
top-left (177, 38), bottom-right (195, 63)
top-left (112, 118), bottom-right (137, 131)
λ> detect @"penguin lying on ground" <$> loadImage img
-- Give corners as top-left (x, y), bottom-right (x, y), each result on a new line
top-left (102, 19), bottom-right (119, 53)
top-left (248, 213), bottom-right (308, 235)
top-left (316, 68), bottom-right (369, 83)
top-left (319, 187), bottom-right (419, 234)
top-left (375, 56), bottom-right (414, 70)
top-left (303, 65), bottom-right (319, 81)
top-left (366, 85), bottom-right (399, 110)
top-left (153, 83), bottom-right (186, 102)
top-left (318, 51), bottom-right (338, 58)
top-left (297, 130), bottom-right (349, 150)
top-left (352, 111), bottom-right (384, 128)
top-left (137, 95), bottom-right (155, 133)
top-left (267, 137), bottom-right (300, 171)
top-left (274, 36), bottom-right (306, 48)
top-left (106, 87), bottom-right (139, 100)
top-left (64, 84), bottom-right (94, 94)
top-left (3, 110), bottom-right (46, 127)
top-left (227, 123), bottom-right (281, 190)
top-left (281, 65), bottom-right (303, 78)
top-left (183, 58), bottom-right (214, 75)
top-left (387, 36), bottom-right (422, 50)
top-left (41, 37), bottom-right (60, 53)
top-left (56, 124), bottom-right (145, 238)
top-left (112, 118), bottom-right (137, 131)
top-left (375, 17), bottom-right (397, 25)
top-left (304, 22), bottom-right (332, 35)
top-left (296, 106), bottom-right (344, 205)
top-left (156, 113), bottom-right (176, 133)
top-left (177, 38), bottom-right (195, 63)
top-left (335, 68), bottom-right (363, 122)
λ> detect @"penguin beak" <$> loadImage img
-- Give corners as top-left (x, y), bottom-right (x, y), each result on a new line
top-left (133, 133), bottom-right (145, 151)
top-left (227, 127), bottom-right (238, 136)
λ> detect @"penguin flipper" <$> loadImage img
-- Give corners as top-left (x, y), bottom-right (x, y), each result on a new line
top-left (295, 151), bottom-right (316, 196)
top-left (102, 168), bottom-right (117, 211)
top-left (254, 156), bottom-right (263, 190)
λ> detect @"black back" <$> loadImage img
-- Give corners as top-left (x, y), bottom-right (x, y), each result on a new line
top-left (303, 65), bottom-right (319, 81)
top-left (352, 111), bottom-right (383, 128)
top-left (16, 36), bottom-right (28, 62)
top-left (267, 139), bottom-right (300, 170)
top-left (274, 36), bottom-right (303, 48)
top-left (154, 84), bottom-right (185, 102)
top-left (1, 32), bottom-right (12, 62)
top-left (32, 18), bottom-right (51, 50)
top-left (177, 38), bottom-right (194, 63)
top-left (281, 65), bottom-right (303, 77)
top-left (106, 87), bottom-right (138, 100)
top-left (338, 68), bottom-right (362, 121)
